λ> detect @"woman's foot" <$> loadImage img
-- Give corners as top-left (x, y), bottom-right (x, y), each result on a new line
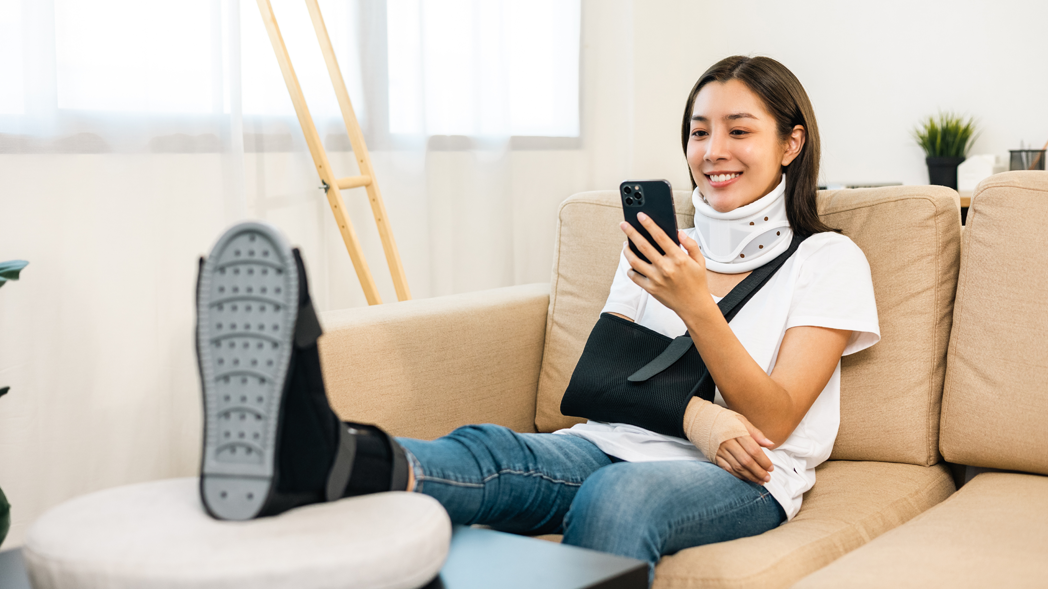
top-left (195, 222), bottom-right (409, 520)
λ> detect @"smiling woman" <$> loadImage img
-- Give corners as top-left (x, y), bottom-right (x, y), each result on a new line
top-left (552, 55), bottom-right (880, 581)
top-left (681, 55), bottom-right (835, 238)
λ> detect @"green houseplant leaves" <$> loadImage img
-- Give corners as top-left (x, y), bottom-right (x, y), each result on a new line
top-left (0, 486), bottom-right (9, 548)
top-left (912, 112), bottom-right (977, 158)
top-left (0, 260), bottom-right (28, 289)
top-left (0, 260), bottom-right (26, 547)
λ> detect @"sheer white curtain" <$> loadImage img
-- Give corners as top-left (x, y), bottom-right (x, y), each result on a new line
top-left (0, 0), bottom-right (250, 549)
top-left (0, 0), bottom-right (621, 547)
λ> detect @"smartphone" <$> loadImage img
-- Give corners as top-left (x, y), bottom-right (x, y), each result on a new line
top-left (620, 180), bottom-right (679, 265)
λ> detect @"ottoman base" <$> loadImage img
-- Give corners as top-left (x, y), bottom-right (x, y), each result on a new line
top-left (24, 478), bottom-right (450, 589)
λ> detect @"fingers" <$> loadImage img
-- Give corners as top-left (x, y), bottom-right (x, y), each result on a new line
top-left (715, 456), bottom-right (746, 482)
top-left (717, 444), bottom-right (761, 483)
top-left (737, 435), bottom-right (774, 475)
top-left (678, 231), bottom-right (705, 265)
top-left (619, 220), bottom-right (664, 264)
top-left (621, 240), bottom-right (655, 280)
top-left (719, 438), bottom-right (771, 484)
top-left (634, 213), bottom-right (680, 255)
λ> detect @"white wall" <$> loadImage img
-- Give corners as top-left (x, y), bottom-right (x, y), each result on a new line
top-left (625, 0), bottom-right (1048, 189)
top-left (2, 0), bottom-right (1046, 548)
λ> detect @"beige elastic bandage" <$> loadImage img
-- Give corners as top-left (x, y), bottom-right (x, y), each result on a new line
top-left (683, 398), bottom-right (751, 462)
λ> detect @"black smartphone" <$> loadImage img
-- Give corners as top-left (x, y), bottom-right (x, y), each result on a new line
top-left (620, 180), bottom-right (679, 265)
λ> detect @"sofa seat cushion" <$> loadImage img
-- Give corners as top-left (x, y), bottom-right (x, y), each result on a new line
top-left (23, 478), bottom-right (451, 589)
top-left (793, 472), bottom-right (1048, 588)
top-left (540, 461), bottom-right (953, 589)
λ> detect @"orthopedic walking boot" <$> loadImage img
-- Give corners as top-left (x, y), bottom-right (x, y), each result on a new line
top-left (196, 222), bottom-right (409, 521)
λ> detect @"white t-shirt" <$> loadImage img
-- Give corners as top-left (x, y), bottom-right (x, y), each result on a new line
top-left (555, 229), bottom-right (880, 520)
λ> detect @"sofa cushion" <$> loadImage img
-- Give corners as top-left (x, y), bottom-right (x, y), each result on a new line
top-left (940, 171), bottom-right (1048, 475)
top-left (536, 187), bottom-right (960, 467)
top-left (818, 186), bottom-right (960, 465)
top-left (792, 472), bottom-right (1048, 589)
top-left (538, 461), bottom-right (953, 589)
top-left (23, 478), bottom-right (450, 589)
top-left (320, 283), bottom-right (549, 440)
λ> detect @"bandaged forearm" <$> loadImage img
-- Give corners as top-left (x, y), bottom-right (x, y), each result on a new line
top-left (683, 397), bottom-right (750, 462)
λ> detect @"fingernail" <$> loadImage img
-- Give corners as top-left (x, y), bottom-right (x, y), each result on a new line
top-left (637, 212), bottom-right (648, 220)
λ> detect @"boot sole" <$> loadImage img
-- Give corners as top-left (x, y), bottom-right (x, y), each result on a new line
top-left (196, 222), bottom-right (299, 520)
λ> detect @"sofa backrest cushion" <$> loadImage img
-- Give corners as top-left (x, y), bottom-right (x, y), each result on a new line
top-left (940, 171), bottom-right (1048, 476)
top-left (536, 186), bottom-right (961, 466)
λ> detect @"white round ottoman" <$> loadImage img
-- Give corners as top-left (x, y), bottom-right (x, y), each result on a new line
top-left (23, 478), bottom-right (451, 589)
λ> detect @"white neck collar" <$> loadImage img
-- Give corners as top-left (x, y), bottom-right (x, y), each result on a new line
top-left (692, 175), bottom-right (792, 274)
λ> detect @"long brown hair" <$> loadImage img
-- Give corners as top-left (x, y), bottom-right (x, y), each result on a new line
top-left (681, 56), bottom-right (837, 237)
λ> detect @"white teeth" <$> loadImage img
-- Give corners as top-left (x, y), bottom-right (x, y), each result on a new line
top-left (709, 173), bottom-right (740, 183)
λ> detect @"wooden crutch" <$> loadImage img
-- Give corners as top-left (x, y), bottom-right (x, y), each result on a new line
top-left (256, 0), bottom-right (411, 305)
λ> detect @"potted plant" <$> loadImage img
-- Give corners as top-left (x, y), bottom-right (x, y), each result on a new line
top-left (0, 259), bottom-right (28, 547)
top-left (913, 112), bottom-right (977, 190)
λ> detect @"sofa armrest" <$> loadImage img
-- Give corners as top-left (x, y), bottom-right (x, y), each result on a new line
top-left (317, 283), bottom-right (550, 440)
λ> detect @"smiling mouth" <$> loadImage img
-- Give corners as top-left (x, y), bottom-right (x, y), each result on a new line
top-left (706, 172), bottom-right (742, 185)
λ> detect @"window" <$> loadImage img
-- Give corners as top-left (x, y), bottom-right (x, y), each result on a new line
top-left (387, 0), bottom-right (580, 138)
top-left (0, 0), bottom-right (581, 151)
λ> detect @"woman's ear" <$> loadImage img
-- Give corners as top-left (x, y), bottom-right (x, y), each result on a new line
top-left (781, 125), bottom-right (806, 166)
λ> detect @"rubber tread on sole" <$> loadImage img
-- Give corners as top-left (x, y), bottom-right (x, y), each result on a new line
top-left (197, 222), bottom-right (299, 521)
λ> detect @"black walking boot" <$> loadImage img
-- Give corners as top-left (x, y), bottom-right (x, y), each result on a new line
top-left (196, 222), bottom-right (409, 521)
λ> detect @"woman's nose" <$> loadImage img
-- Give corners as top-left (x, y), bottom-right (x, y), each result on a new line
top-left (705, 130), bottom-right (729, 162)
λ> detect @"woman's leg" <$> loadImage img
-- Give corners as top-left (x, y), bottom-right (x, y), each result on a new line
top-left (398, 425), bottom-right (612, 535)
top-left (561, 460), bottom-right (786, 585)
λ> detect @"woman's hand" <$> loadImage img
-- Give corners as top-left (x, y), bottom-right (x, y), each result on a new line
top-left (714, 415), bottom-right (777, 484)
top-left (620, 214), bottom-right (712, 318)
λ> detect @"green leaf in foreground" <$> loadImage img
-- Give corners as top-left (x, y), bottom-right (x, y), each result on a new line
top-left (0, 260), bottom-right (29, 289)
top-left (0, 484), bottom-right (10, 548)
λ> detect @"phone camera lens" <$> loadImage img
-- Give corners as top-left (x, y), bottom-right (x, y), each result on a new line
top-left (625, 197), bottom-right (634, 205)
top-left (623, 186), bottom-right (632, 195)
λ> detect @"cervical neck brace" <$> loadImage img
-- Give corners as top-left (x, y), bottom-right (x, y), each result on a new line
top-left (692, 175), bottom-right (792, 274)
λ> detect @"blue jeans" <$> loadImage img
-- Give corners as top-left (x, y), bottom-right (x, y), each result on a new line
top-left (398, 424), bottom-right (786, 585)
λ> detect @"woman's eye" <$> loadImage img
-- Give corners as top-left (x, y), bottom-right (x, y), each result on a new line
top-left (691, 129), bottom-right (708, 138)
top-left (730, 129), bottom-right (749, 136)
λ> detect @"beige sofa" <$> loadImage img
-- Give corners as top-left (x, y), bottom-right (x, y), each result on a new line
top-left (317, 173), bottom-right (1044, 588)
top-left (794, 170), bottom-right (1048, 588)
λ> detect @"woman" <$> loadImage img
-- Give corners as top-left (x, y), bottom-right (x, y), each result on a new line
top-left (195, 55), bottom-right (879, 585)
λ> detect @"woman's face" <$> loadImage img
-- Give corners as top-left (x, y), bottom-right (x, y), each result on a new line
top-left (687, 79), bottom-right (804, 213)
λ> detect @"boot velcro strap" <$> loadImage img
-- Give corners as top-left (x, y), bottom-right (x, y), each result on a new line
top-left (389, 441), bottom-right (409, 492)
top-left (325, 425), bottom-right (357, 502)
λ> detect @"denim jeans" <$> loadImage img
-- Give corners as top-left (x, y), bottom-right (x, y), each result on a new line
top-left (398, 424), bottom-right (786, 585)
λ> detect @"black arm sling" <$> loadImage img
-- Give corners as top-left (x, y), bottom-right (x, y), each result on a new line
top-left (560, 234), bottom-right (806, 439)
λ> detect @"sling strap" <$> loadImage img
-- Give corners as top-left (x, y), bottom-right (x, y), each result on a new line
top-left (627, 233), bottom-right (805, 383)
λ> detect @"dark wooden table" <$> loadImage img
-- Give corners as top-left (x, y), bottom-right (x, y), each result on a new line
top-left (0, 526), bottom-right (647, 589)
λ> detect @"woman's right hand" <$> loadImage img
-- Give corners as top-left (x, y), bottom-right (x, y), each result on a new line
top-left (714, 415), bottom-right (777, 484)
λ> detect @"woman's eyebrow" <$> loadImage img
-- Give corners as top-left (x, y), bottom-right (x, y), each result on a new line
top-left (691, 112), bottom-right (759, 122)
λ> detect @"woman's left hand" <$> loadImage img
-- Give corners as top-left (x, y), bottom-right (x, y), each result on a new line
top-left (621, 214), bottom-right (711, 315)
